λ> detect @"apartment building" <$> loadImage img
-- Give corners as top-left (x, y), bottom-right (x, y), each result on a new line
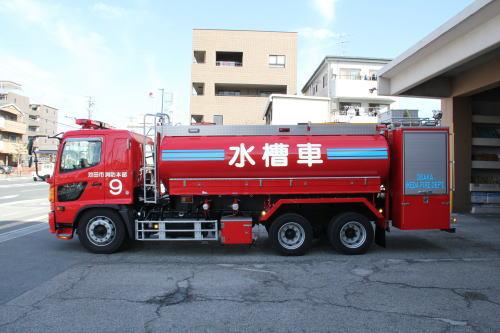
top-left (0, 103), bottom-right (26, 166)
top-left (0, 81), bottom-right (29, 166)
top-left (302, 56), bottom-right (394, 123)
top-left (190, 29), bottom-right (297, 125)
top-left (0, 81), bottom-right (59, 164)
top-left (28, 104), bottom-right (59, 160)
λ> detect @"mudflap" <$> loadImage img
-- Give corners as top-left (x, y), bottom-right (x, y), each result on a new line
top-left (375, 225), bottom-right (386, 248)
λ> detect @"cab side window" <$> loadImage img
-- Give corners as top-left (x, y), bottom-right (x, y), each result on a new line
top-left (60, 139), bottom-right (102, 172)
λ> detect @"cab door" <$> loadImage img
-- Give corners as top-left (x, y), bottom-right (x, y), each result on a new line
top-left (104, 137), bottom-right (133, 204)
top-left (54, 136), bottom-right (105, 224)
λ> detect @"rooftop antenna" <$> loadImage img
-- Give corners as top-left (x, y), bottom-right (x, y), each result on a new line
top-left (158, 88), bottom-right (173, 123)
top-left (85, 96), bottom-right (95, 119)
top-left (335, 33), bottom-right (350, 56)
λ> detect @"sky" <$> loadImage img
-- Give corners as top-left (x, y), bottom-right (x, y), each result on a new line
top-left (0, 0), bottom-right (473, 130)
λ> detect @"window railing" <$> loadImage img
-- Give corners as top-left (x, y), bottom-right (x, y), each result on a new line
top-left (216, 61), bottom-right (242, 67)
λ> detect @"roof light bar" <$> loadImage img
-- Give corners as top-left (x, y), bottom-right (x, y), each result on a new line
top-left (75, 119), bottom-right (113, 129)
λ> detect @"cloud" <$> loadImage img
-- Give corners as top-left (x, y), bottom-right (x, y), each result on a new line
top-left (0, 0), bottom-right (55, 24)
top-left (312, 0), bottom-right (337, 23)
top-left (92, 2), bottom-right (125, 19)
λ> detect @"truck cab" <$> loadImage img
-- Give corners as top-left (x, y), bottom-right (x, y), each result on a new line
top-left (47, 120), bottom-right (146, 251)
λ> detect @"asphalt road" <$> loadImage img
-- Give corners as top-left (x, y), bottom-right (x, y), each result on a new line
top-left (0, 176), bottom-right (499, 332)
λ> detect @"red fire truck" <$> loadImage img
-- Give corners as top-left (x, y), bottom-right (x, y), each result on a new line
top-left (29, 115), bottom-right (453, 255)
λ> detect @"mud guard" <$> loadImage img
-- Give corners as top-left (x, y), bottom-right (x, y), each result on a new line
top-left (375, 225), bottom-right (386, 248)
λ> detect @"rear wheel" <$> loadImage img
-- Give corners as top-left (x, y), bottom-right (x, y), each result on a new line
top-left (328, 212), bottom-right (373, 255)
top-left (269, 213), bottom-right (312, 256)
top-left (78, 209), bottom-right (126, 254)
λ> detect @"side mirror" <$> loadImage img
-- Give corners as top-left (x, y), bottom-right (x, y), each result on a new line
top-left (27, 138), bottom-right (34, 155)
top-left (28, 156), bottom-right (33, 168)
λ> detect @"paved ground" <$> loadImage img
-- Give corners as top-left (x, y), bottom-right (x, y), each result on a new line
top-left (0, 176), bottom-right (499, 332)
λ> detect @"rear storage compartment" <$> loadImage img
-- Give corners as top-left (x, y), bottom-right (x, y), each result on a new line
top-left (389, 128), bottom-right (451, 230)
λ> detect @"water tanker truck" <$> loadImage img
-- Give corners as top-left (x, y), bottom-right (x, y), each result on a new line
top-left (28, 115), bottom-right (453, 255)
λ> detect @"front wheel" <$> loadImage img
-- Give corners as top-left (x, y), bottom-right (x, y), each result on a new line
top-left (327, 212), bottom-right (374, 255)
top-left (269, 213), bottom-right (313, 256)
top-left (78, 209), bottom-right (126, 254)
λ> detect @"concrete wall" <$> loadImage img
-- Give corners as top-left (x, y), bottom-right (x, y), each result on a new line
top-left (267, 97), bottom-right (329, 125)
top-left (441, 55), bottom-right (500, 212)
top-left (442, 97), bottom-right (472, 212)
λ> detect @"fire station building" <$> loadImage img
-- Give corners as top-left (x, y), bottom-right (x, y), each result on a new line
top-left (378, 0), bottom-right (500, 213)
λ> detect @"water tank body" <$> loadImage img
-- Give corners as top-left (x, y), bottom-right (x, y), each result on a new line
top-left (158, 135), bottom-right (390, 185)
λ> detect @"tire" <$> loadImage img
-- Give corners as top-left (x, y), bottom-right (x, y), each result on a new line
top-left (269, 213), bottom-right (313, 256)
top-left (328, 212), bottom-right (373, 255)
top-left (78, 209), bottom-right (126, 254)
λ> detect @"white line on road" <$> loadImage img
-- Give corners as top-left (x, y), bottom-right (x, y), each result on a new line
top-left (0, 216), bottom-right (47, 231)
top-left (20, 188), bottom-right (47, 193)
top-left (0, 195), bottom-right (18, 200)
top-left (0, 223), bottom-right (48, 243)
top-left (1, 206), bottom-right (48, 219)
top-left (0, 198), bottom-right (48, 207)
top-left (234, 267), bottom-right (277, 275)
top-left (0, 183), bottom-right (46, 189)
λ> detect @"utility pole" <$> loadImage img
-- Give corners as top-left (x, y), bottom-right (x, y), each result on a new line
top-left (86, 96), bottom-right (95, 119)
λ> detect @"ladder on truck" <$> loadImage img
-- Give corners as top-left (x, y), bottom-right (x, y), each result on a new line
top-left (141, 113), bottom-right (169, 204)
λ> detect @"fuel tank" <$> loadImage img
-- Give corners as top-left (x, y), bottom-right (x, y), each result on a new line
top-left (158, 131), bottom-right (390, 184)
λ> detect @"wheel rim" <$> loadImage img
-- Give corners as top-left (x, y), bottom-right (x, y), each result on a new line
top-left (339, 221), bottom-right (367, 249)
top-left (278, 222), bottom-right (305, 250)
top-left (86, 216), bottom-right (116, 247)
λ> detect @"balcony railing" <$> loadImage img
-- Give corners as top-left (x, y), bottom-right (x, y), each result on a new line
top-left (216, 61), bottom-right (242, 67)
top-left (336, 74), bottom-right (378, 81)
top-left (336, 106), bottom-right (389, 117)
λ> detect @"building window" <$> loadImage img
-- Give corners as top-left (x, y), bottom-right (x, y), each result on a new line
top-left (322, 74), bottom-right (327, 88)
top-left (259, 91), bottom-right (273, 97)
top-left (216, 52), bottom-right (243, 67)
top-left (339, 102), bottom-right (362, 116)
top-left (368, 103), bottom-right (389, 116)
top-left (191, 115), bottom-right (204, 123)
top-left (192, 82), bottom-right (205, 96)
top-left (193, 50), bottom-right (206, 64)
top-left (269, 55), bottom-right (285, 68)
top-left (0, 94), bottom-right (6, 100)
top-left (213, 115), bottom-right (223, 125)
top-left (216, 89), bottom-right (240, 96)
top-left (339, 68), bottom-right (361, 80)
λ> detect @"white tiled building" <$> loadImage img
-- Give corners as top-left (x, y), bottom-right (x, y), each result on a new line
top-left (302, 56), bottom-right (395, 123)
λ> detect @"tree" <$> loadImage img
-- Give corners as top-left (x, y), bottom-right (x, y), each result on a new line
top-left (12, 142), bottom-right (27, 175)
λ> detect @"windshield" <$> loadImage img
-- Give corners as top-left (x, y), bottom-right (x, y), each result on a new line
top-left (60, 139), bottom-right (102, 172)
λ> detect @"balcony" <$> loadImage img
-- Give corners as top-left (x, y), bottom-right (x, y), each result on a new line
top-left (0, 117), bottom-right (26, 135)
top-left (0, 140), bottom-right (23, 154)
top-left (216, 52), bottom-right (243, 67)
top-left (214, 84), bottom-right (287, 97)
